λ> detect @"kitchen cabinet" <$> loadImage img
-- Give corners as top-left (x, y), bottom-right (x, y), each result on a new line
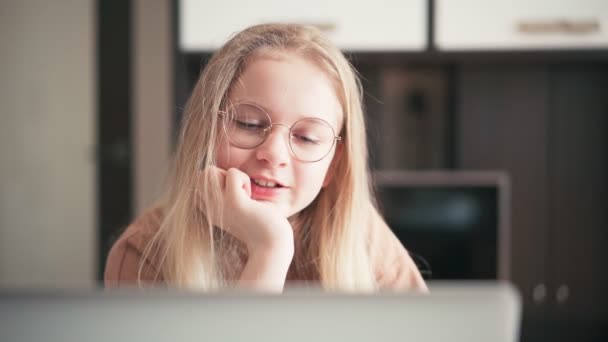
top-left (178, 0), bottom-right (427, 51)
top-left (456, 65), bottom-right (608, 341)
top-left (435, 0), bottom-right (608, 50)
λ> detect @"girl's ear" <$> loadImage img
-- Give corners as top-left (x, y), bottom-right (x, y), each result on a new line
top-left (322, 142), bottom-right (344, 188)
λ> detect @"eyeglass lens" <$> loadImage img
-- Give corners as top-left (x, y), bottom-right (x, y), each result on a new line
top-left (222, 103), bottom-right (337, 162)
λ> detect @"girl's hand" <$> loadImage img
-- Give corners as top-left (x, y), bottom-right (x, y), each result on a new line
top-left (199, 166), bottom-right (294, 291)
top-left (201, 166), bottom-right (294, 256)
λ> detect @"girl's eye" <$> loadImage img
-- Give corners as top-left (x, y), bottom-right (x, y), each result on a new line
top-left (236, 120), bottom-right (265, 130)
top-left (293, 133), bottom-right (321, 145)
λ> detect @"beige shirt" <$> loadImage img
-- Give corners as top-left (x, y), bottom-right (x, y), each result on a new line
top-left (104, 207), bottom-right (428, 291)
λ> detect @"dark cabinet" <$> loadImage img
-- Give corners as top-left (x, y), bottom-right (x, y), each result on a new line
top-left (548, 69), bottom-right (608, 341)
top-left (456, 65), bottom-right (608, 341)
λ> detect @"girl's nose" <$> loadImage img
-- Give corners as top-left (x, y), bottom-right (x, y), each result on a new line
top-left (255, 125), bottom-right (291, 167)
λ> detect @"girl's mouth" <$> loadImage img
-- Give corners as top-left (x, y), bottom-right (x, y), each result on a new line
top-left (250, 179), bottom-right (287, 199)
top-left (251, 178), bottom-right (284, 188)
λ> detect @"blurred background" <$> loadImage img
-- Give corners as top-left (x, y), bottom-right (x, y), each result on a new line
top-left (1, 0), bottom-right (606, 341)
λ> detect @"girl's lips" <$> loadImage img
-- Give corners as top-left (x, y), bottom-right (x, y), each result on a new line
top-left (250, 180), bottom-right (288, 199)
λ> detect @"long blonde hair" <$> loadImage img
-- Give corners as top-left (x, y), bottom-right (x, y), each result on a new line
top-left (141, 23), bottom-right (376, 290)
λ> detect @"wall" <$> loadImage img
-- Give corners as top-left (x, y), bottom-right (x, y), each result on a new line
top-left (133, 0), bottom-right (172, 215)
top-left (0, 0), bottom-right (97, 287)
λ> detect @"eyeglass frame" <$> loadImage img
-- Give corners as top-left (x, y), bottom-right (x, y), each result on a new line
top-left (218, 101), bottom-right (342, 163)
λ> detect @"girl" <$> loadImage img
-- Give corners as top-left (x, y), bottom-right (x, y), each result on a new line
top-left (105, 23), bottom-right (427, 292)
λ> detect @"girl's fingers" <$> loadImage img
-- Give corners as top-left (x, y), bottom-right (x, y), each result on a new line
top-left (224, 167), bottom-right (252, 203)
top-left (243, 177), bottom-right (252, 197)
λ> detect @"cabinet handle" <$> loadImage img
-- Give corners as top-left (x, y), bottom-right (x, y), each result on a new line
top-left (556, 285), bottom-right (570, 304)
top-left (532, 284), bottom-right (547, 303)
top-left (517, 19), bottom-right (600, 35)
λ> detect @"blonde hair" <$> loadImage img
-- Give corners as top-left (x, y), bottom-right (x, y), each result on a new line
top-left (140, 23), bottom-right (377, 290)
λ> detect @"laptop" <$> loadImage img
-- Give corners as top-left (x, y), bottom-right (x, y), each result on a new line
top-left (0, 282), bottom-right (520, 342)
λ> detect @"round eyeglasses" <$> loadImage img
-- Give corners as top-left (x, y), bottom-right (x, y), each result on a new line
top-left (219, 102), bottom-right (341, 163)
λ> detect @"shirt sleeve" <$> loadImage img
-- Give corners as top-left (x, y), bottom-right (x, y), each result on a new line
top-left (369, 204), bottom-right (428, 292)
top-left (104, 211), bottom-right (164, 288)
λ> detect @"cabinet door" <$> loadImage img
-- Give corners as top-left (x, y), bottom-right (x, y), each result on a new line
top-left (1, 0), bottom-right (97, 287)
top-left (456, 66), bottom-right (551, 340)
top-left (435, 0), bottom-right (608, 50)
top-left (178, 0), bottom-right (427, 51)
top-left (377, 67), bottom-right (448, 170)
top-left (547, 67), bottom-right (608, 341)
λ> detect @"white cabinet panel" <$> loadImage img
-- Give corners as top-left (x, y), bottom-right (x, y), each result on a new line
top-left (179, 0), bottom-right (427, 51)
top-left (436, 0), bottom-right (608, 50)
